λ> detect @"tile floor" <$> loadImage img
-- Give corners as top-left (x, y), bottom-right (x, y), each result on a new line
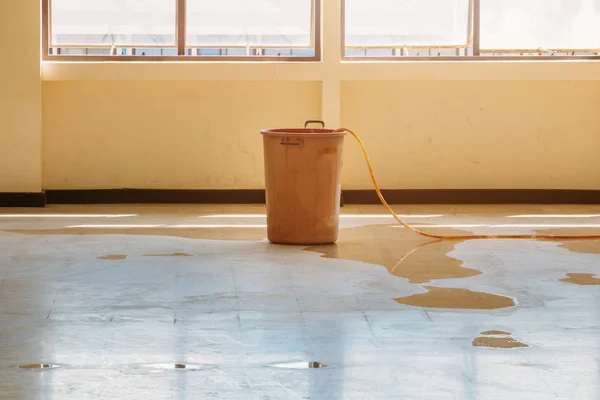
top-left (1, 204), bottom-right (600, 399)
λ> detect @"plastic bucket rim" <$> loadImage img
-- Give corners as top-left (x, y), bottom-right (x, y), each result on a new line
top-left (261, 128), bottom-right (345, 136)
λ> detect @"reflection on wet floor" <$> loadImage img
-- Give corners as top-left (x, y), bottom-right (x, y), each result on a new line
top-left (125, 363), bottom-right (204, 372)
top-left (19, 364), bottom-right (60, 370)
top-left (5, 227), bottom-right (267, 242)
top-left (394, 286), bottom-right (516, 310)
top-left (98, 253), bottom-right (195, 260)
top-left (8, 222), bottom-right (517, 310)
top-left (305, 224), bottom-right (479, 283)
top-left (8, 222), bottom-right (480, 287)
top-left (271, 361), bottom-right (328, 369)
top-left (18, 363), bottom-right (205, 373)
top-left (305, 224), bottom-right (518, 309)
top-left (535, 228), bottom-right (600, 255)
top-left (18, 220), bottom-right (600, 311)
top-left (98, 255), bottom-right (127, 260)
top-left (5, 207), bottom-right (600, 398)
top-left (560, 273), bottom-right (600, 286)
top-left (472, 331), bottom-right (529, 349)
top-left (144, 253), bottom-right (193, 257)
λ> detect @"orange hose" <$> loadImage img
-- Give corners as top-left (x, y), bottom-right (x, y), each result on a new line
top-left (335, 127), bottom-right (600, 241)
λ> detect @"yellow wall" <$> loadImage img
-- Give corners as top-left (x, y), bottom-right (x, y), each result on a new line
top-left (341, 81), bottom-right (600, 189)
top-left (3, 0), bottom-right (600, 193)
top-left (42, 81), bottom-right (321, 189)
top-left (42, 79), bottom-right (600, 190)
top-left (0, 0), bottom-right (42, 192)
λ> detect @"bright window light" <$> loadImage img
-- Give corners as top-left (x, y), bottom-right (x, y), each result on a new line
top-left (51, 0), bottom-right (177, 47)
top-left (169, 224), bottom-right (267, 229)
top-left (202, 215), bottom-right (266, 218)
top-left (345, 0), bottom-right (470, 47)
top-left (201, 214), bottom-right (443, 219)
top-left (67, 224), bottom-right (164, 228)
top-left (491, 224), bottom-right (600, 228)
top-left (392, 224), bottom-right (600, 229)
top-left (481, 0), bottom-right (600, 50)
top-left (392, 224), bottom-right (486, 228)
top-left (507, 215), bottom-right (600, 218)
top-left (186, 0), bottom-right (313, 47)
top-left (56, 223), bottom-right (600, 230)
top-left (0, 214), bottom-right (137, 218)
top-left (65, 224), bottom-right (266, 229)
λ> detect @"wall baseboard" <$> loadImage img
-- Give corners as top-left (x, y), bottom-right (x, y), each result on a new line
top-left (342, 189), bottom-right (600, 205)
top-left (1, 189), bottom-right (597, 207)
top-left (45, 189), bottom-right (266, 205)
top-left (0, 192), bottom-right (46, 207)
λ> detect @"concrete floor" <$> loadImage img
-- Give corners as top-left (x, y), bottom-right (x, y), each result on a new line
top-left (1, 204), bottom-right (600, 399)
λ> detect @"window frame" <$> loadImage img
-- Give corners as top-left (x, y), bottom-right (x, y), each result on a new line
top-left (341, 0), bottom-right (600, 61)
top-left (42, 0), bottom-right (322, 62)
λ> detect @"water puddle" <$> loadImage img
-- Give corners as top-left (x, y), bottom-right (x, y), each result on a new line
top-left (394, 286), bottom-right (516, 310)
top-left (545, 240), bottom-right (600, 255)
top-left (560, 273), bottom-right (600, 286)
top-left (144, 253), bottom-right (193, 257)
top-left (305, 224), bottom-right (517, 310)
top-left (535, 228), bottom-right (600, 255)
top-left (305, 224), bottom-right (480, 284)
top-left (481, 330), bottom-right (511, 336)
top-left (100, 253), bottom-right (195, 259)
top-left (98, 255), bottom-right (127, 260)
top-left (271, 361), bottom-right (328, 369)
top-left (7, 220), bottom-right (515, 311)
top-left (472, 331), bottom-right (529, 349)
top-left (19, 364), bottom-right (61, 370)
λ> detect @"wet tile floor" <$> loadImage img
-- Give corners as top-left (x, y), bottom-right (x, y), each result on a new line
top-left (1, 204), bottom-right (600, 399)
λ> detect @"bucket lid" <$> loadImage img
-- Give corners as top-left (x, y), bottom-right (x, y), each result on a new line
top-left (261, 120), bottom-right (345, 138)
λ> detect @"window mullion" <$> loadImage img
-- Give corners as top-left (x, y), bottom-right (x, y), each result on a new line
top-left (42, 0), bottom-right (51, 59)
top-left (473, 0), bottom-right (481, 56)
top-left (177, 0), bottom-right (186, 56)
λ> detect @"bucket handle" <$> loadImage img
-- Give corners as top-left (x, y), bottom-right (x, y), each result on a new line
top-left (304, 120), bottom-right (325, 129)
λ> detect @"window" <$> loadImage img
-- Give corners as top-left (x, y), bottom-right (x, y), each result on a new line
top-left (344, 0), bottom-right (473, 58)
top-left (186, 0), bottom-right (315, 57)
top-left (49, 0), bottom-right (177, 56)
top-left (43, 0), bottom-right (320, 61)
top-left (481, 0), bottom-right (600, 56)
top-left (343, 0), bottom-right (600, 59)
top-left (43, 0), bottom-right (600, 61)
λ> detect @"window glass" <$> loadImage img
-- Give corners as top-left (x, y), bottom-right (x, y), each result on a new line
top-left (345, 0), bottom-right (470, 47)
top-left (186, 0), bottom-right (313, 47)
top-left (51, 0), bottom-right (177, 47)
top-left (481, 0), bottom-right (600, 50)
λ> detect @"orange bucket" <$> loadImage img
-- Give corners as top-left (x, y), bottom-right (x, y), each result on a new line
top-left (261, 121), bottom-right (345, 245)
